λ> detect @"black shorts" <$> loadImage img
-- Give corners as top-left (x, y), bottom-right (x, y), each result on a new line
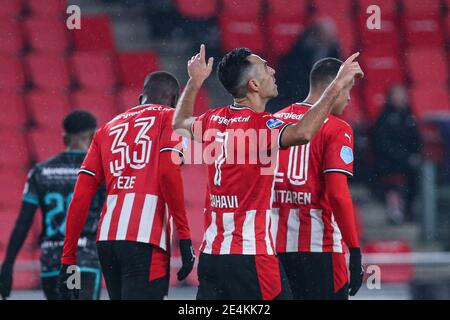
top-left (196, 253), bottom-right (292, 300)
top-left (96, 240), bottom-right (170, 300)
top-left (278, 252), bottom-right (349, 300)
top-left (41, 270), bottom-right (102, 300)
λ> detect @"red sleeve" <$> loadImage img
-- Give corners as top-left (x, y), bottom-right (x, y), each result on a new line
top-left (79, 130), bottom-right (105, 184)
top-left (61, 174), bottom-right (100, 265)
top-left (255, 113), bottom-right (291, 152)
top-left (323, 124), bottom-right (354, 177)
top-left (160, 111), bottom-right (185, 161)
top-left (325, 172), bottom-right (360, 249)
top-left (158, 151), bottom-right (191, 240)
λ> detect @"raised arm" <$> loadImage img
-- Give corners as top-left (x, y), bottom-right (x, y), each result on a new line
top-left (280, 52), bottom-right (364, 147)
top-left (172, 44), bottom-right (214, 139)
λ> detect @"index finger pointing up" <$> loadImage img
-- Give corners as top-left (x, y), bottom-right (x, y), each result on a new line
top-left (199, 44), bottom-right (206, 61)
top-left (344, 52), bottom-right (360, 65)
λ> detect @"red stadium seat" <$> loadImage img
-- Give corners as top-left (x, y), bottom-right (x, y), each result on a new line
top-left (0, 132), bottom-right (29, 170)
top-left (406, 48), bottom-right (447, 85)
top-left (117, 88), bottom-right (141, 112)
top-left (363, 241), bottom-right (415, 283)
top-left (357, 17), bottom-right (400, 54)
top-left (266, 15), bottom-right (306, 61)
top-left (175, 0), bottom-right (218, 19)
top-left (26, 54), bottom-right (71, 91)
top-left (0, 93), bottom-right (27, 130)
top-left (27, 91), bottom-right (71, 130)
top-left (0, 1), bottom-right (23, 18)
top-left (24, 17), bottom-right (69, 54)
top-left (401, 0), bottom-right (442, 18)
top-left (29, 128), bottom-right (64, 162)
top-left (0, 171), bottom-right (27, 210)
top-left (72, 90), bottom-right (119, 126)
top-left (356, 0), bottom-right (398, 18)
top-left (26, 0), bottom-right (67, 17)
top-left (219, 15), bottom-right (265, 54)
top-left (0, 18), bottom-right (24, 54)
top-left (267, 0), bottom-right (308, 18)
top-left (118, 52), bottom-right (160, 89)
top-left (71, 52), bottom-right (117, 91)
top-left (403, 17), bottom-right (444, 47)
top-left (312, 0), bottom-right (352, 16)
top-left (361, 53), bottom-right (404, 92)
top-left (72, 15), bottom-right (115, 51)
top-left (221, 0), bottom-right (263, 18)
top-left (410, 86), bottom-right (450, 120)
top-left (0, 54), bottom-right (25, 92)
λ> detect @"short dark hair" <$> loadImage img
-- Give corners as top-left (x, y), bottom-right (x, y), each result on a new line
top-left (217, 48), bottom-right (253, 98)
top-left (63, 110), bottom-right (97, 135)
top-left (310, 58), bottom-right (343, 89)
top-left (142, 71), bottom-right (180, 106)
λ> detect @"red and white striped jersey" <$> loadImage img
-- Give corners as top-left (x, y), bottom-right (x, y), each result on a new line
top-left (272, 103), bottom-right (354, 253)
top-left (80, 104), bottom-right (184, 252)
top-left (191, 105), bottom-right (290, 255)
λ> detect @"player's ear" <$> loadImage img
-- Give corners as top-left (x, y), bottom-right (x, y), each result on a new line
top-left (247, 79), bottom-right (259, 93)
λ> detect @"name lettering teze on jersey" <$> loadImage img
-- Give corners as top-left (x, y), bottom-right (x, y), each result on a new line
top-left (272, 103), bottom-right (352, 253)
top-left (82, 105), bottom-right (183, 252)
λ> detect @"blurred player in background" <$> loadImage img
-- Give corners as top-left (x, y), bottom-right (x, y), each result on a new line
top-left (172, 45), bottom-right (363, 299)
top-left (59, 71), bottom-right (195, 300)
top-left (272, 58), bottom-right (364, 300)
top-left (0, 111), bottom-right (105, 300)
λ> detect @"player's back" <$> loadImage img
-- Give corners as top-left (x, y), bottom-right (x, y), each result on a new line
top-left (81, 104), bottom-right (180, 249)
top-left (192, 104), bottom-right (290, 255)
top-left (272, 103), bottom-right (354, 253)
top-left (23, 152), bottom-right (105, 242)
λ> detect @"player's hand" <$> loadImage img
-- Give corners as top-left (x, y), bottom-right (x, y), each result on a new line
top-left (58, 264), bottom-right (80, 300)
top-left (348, 248), bottom-right (364, 296)
top-left (0, 263), bottom-right (13, 299)
top-left (187, 44), bottom-right (214, 89)
top-left (177, 239), bottom-right (195, 281)
top-left (335, 52), bottom-right (364, 89)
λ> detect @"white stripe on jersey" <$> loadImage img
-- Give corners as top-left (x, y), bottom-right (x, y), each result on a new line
top-left (159, 205), bottom-right (168, 251)
top-left (310, 209), bottom-right (324, 252)
top-left (265, 210), bottom-right (274, 255)
top-left (203, 212), bottom-right (218, 254)
top-left (220, 212), bottom-right (235, 254)
top-left (137, 194), bottom-right (158, 243)
top-left (99, 195), bottom-right (118, 241)
top-left (270, 208), bottom-right (279, 249)
top-left (331, 214), bottom-right (343, 253)
top-left (242, 210), bottom-right (256, 254)
top-left (286, 208), bottom-right (300, 252)
top-left (116, 193), bottom-right (135, 240)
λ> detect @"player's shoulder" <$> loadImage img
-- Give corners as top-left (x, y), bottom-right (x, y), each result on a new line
top-left (325, 114), bottom-right (353, 133)
top-left (29, 152), bottom-right (66, 176)
top-left (36, 152), bottom-right (67, 168)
